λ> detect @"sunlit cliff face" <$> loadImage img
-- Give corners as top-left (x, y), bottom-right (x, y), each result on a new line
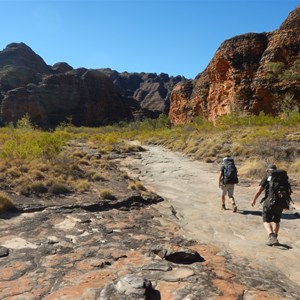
top-left (169, 6), bottom-right (300, 124)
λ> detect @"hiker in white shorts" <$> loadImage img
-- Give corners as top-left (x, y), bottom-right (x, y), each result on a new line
top-left (219, 156), bottom-right (238, 212)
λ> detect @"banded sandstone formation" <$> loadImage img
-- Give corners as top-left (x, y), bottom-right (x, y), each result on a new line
top-left (170, 6), bottom-right (300, 124)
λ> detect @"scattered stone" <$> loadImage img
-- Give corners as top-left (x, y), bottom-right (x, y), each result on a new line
top-left (2, 237), bottom-right (38, 249)
top-left (163, 267), bottom-right (195, 282)
top-left (142, 262), bottom-right (172, 272)
top-left (99, 274), bottom-right (159, 300)
top-left (0, 144), bottom-right (299, 299)
top-left (0, 246), bottom-right (9, 257)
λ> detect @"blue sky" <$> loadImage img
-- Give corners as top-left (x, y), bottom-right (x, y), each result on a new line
top-left (1, 0), bottom-right (299, 79)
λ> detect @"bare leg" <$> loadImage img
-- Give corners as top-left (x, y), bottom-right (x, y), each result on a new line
top-left (221, 195), bottom-right (226, 210)
top-left (221, 195), bottom-right (225, 205)
top-left (230, 197), bottom-right (237, 212)
top-left (263, 222), bottom-right (274, 234)
top-left (264, 222), bottom-right (279, 245)
top-left (272, 222), bottom-right (280, 236)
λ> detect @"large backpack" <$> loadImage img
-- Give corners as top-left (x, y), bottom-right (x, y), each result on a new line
top-left (223, 158), bottom-right (238, 184)
top-left (265, 169), bottom-right (291, 210)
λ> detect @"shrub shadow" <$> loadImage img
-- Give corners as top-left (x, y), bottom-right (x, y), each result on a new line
top-left (0, 209), bottom-right (21, 220)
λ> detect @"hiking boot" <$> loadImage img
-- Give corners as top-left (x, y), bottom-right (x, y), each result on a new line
top-left (232, 203), bottom-right (237, 212)
top-left (266, 233), bottom-right (279, 246)
top-left (221, 204), bottom-right (226, 210)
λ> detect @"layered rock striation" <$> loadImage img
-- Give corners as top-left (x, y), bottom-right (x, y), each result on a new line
top-left (1, 6), bottom-right (299, 127)
top-left (170, 6), bottom-right (300, 124)
top-left (98, 68), bottom-right (186, 119)
top-left (0, 43), bottom-right (185, 127)
top-left (0, 43), bottom-right (132, 127)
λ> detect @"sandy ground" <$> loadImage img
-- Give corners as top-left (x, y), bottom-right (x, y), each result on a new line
top-left (125, 145), bottom-right (300, 288)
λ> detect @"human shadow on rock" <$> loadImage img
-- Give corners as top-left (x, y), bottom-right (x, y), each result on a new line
top-left (238, 210), bottom-right (300, 220)
top-left (269, 243), bottom-right (292, 250)
top-left (238, 210), bottom-right (262, 217)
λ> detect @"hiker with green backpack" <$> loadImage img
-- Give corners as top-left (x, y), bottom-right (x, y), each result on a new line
top-left (219, 156), bottom-right (238, 212)
top-left (252, 164), bottom-right (293, 246)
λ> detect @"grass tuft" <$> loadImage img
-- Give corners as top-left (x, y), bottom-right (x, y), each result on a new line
top-left (0, 192), bottom-right (15, 212)
top-left (99, 189), bottom-right (116, 200)
top-left (48, 183), bottom-right (72, 195)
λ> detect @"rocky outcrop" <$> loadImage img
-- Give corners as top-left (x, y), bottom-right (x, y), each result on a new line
top-left (99, 68), bottom-right (186, 119)
top-left (0, 68), bottom-right (132, 127)
top-left (1, 144), bottom-right (299, 299)
top-left (0, 43), bottom-right (50, 92)
top-left (170, 6), bottom-right (300, 124)
top-left (0, 43), bottom-right (185, 128)
top-left (0, 43), bottom-right (133, 127)
top-left (0, 42), bottom-right (50, 74)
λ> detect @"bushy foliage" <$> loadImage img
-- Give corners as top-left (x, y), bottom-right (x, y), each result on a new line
top-left (0, 130), bottom-right (71, 160)
top-left (279, 59), bottom-right (300, 81)
top-left (264, 61), bottom-right (285, 79)
top-left (273, 93), bottom-right (299, 119)
top-left (215, 112), bottom-right (285, 128)
top-left (0, 110), bottom-right (299, 195)
top-left (16, 113), bottom-right (35, 130)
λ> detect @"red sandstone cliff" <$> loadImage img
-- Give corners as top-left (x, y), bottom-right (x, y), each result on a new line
top-left (170, 6), bottom-right (300, 124)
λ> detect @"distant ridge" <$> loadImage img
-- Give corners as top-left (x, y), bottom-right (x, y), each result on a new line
top-left (0, 44), bottom-right (186, 127)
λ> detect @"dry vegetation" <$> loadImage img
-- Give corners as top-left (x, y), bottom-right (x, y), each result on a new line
top-left (0, 112), bottom-right (299, 212)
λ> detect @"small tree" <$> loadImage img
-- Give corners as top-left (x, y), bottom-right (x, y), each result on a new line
top-left (279, 59), bottom-right (300, 81)
top-left (16, 113), bottom-right (35, 130)
top-left (274, 93), bottom-right (299, 119)
top-left (264, 62), bottom-right (284, 80)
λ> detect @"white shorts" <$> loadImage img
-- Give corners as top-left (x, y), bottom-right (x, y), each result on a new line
top-left (221, 184), bottom-right (234, 198)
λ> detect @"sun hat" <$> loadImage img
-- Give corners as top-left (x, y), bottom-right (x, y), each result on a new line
top-left (223, 155), bottom-right (231, 161)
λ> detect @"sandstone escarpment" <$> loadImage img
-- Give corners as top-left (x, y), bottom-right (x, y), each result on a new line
top-left (0, 68), bottom-right (132, 127)
top-left (170, 6), bottom-right (300, 124)
top-left (0, 44), bottom-right (185, 128)
top-left (99, 68), bottom-right (186, 119)
top-left (0, 43), bottom-right (133, 127)
top-left (0, 43), bottom-right (50, 92)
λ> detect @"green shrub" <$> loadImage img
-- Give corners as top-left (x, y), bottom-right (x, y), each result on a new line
top-left (16, 113), bottom-right (35, 130)
top-left (265, 61), bottom-right (285, 78)
top-left (0, 130), bottom-right (70, 160)
top-left (279, 59), bottom-right (300, 81)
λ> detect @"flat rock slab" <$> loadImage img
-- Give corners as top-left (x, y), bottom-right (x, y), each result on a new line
top-left (124, 145), bottom-right (300, 292)
top-left (162, 267), bottom-right (195, 281)
top-left (1, 145), bottom-right (300, 299)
